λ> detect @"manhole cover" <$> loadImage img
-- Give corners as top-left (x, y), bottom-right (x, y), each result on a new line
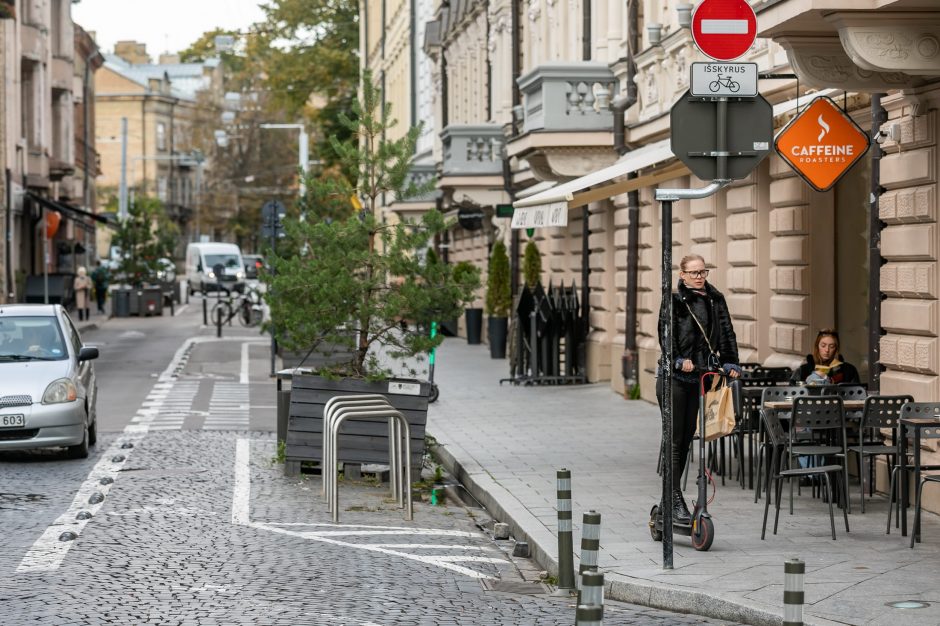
top-left (481, 580), bottom-right (547, 595)
top-left (886, 601), bottom-right (929, 609)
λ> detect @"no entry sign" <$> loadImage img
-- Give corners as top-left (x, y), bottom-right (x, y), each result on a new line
top-left (774, 96), bottom-right (871, 192)
top-left (691, 0), bottom-right (758, 62)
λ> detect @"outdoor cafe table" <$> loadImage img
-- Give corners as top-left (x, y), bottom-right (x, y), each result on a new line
top-left (899, 414), bottom-right (940, 540)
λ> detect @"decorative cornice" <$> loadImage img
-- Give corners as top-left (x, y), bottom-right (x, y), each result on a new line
top-left (825, 11), bottom-right (940, 77)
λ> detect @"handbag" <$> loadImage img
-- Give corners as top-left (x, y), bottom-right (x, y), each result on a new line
top-left (684, 302), bottom-right (721, 372)
top-left (696, 376), bottom-right (736, 442)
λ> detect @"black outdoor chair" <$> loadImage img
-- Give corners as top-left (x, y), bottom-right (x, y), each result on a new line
top-left (805, 384), bottom-right (867, 400)
top-left (761, 407), bottom-right (849, 540)
top-left (788, 396), bottom-right (851, 515)
top-left (887, 402), bottom-right (940, 534)
top-left (731, 377), bottom-right (778, 490)
top-left (754, 385), bottom-right (809, 503)
top-left (853, 395), bottom-right (911, 514)
top-left (747, 366), bottom-right (792, 382)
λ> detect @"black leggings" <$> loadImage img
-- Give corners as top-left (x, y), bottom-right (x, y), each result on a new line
top-left (657, 377), bottom-right (700, 491)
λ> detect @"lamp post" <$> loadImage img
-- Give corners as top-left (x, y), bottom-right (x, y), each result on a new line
top-left (258, 123), bottom-right (309, 197)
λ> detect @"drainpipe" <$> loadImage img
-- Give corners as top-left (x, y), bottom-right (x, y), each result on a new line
top-left (508, 0), bottom-right (521, 298)
top-left (621, 0), bottom-right (641, 393)
top-left (868, 94), bottom-right (887, 394)
top-left (579, 0), bottom-right (592, 368)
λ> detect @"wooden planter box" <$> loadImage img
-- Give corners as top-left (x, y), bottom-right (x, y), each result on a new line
top-left (285, 375), bottom-right (430, 476)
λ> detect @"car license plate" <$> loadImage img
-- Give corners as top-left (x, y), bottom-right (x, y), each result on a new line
top-left (0, 414), bottom-right (25, 428)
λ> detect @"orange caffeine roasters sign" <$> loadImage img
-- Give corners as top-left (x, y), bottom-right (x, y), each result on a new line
top-left (774, 96), bottom-right (870, 192)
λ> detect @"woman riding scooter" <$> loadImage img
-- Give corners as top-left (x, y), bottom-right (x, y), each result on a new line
top-left (657, 253), bottom-right (741, 525)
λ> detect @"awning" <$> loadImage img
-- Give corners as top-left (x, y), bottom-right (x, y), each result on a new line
top-left (27, 193), bottom-right (111, 226)
top-left (511, 139), bottom-right (687, 229)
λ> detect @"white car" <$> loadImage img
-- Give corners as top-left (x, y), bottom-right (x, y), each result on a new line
top-left (0, 304), bottom-right (99, 458)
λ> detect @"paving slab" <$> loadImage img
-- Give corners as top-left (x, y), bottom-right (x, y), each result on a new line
top-left (426, 338), bottom-right (940, 626)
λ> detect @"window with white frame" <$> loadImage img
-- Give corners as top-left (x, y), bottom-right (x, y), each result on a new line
top-left (156, 122), bottom-right (167, 151)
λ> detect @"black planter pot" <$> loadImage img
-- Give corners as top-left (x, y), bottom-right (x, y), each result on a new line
top-left (488, 317), bottom-right (508, 359)
top-left (465, 308), bottom-right (483, 344)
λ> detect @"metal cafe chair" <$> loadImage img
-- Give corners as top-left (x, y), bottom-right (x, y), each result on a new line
top-left (746, 366), bottom-right (792, 382)
top-left (754, 385), bottom-right (809, 504)
top-left (788, 396), bottom-right (851, 515)
top-left (761, 407), bottom-right (849, 540)
top-left (731, 377), bottom-right (778, 490)
top-left (886, 403), bottom-right (940, 534)
top-left (853, 395), bottom-right (911, 514)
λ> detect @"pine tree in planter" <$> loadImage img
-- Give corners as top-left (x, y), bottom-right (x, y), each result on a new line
top-left (263, 75), bottom-right (479, 476)
top-left (523, 239), bottom-right (542, 291)
top-left (485, 240), bottom-right (511, 358)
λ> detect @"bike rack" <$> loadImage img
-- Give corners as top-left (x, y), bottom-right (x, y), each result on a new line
top-left (322, 395), bottom-right (400, 500)
top-left (322, 394), bottom-right (412, 523)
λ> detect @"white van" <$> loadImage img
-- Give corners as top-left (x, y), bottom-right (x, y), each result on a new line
top-left (185, 242), bottom-right (246, 294)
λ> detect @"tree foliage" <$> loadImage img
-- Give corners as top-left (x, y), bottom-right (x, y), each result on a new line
top-left (485, 240), bottom-right (511, 317)
top-left (263, 73), bottom-right (478, 378)
top-left (111, 197), bottom-right (179, 287)
top-left (523, 240), bottom-right (542, 290)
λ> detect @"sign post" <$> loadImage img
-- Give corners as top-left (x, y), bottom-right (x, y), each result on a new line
top-left (262, 200), bottom-right (286, 377)
top-left (658, 1), bottom-right (768, 568)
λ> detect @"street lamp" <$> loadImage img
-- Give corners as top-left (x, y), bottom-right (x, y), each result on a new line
top-left (259, 123), bottom-right (309, 197)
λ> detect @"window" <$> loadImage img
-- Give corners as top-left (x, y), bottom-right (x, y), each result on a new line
top-left (0, 316), bottom-right (68, 361)
top-left (157, 177), bottom-right (168, 201)
top-left (20, 60), bottom-right (39, 149)
top-left (52, 90), bottom-right (70, 161)
top-left (156, 122), bottom-right (167, 151)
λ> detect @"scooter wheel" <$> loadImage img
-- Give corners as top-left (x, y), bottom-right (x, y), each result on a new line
top-left (691, 516), bottom-right (714, 551)
top-left (429, 384), bottom-right (440, 403)
top-left (649, 505), bottom-right (663, 542)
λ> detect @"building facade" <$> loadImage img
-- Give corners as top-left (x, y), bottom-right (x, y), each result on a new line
top-left (95, 42), bottom-right (221, 256)
top-left (0, 0), bottom-right (104, 303)
top-left (364, 1), bottom-right (940, 504)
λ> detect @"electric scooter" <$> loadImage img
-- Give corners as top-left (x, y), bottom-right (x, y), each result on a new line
top-left (648, 370), bottom-right (726, 551)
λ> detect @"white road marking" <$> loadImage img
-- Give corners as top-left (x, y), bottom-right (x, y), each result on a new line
top-left (231, 439), bottom-right (497, 580)
top-left (240, 341), bottom-right (250, 384)
top-left (16, 426), bottom-right (149, 572)
top-left (174, 304), bottom-right (189, 317)
top-left (231, 438), bottom-right (250, 525)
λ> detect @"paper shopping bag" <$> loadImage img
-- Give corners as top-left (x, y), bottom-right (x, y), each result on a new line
top-left (696, 376), bottom-right (736, 442)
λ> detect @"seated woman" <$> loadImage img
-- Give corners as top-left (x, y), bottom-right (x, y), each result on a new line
top-left (791, 328), bottom-right (860, 385)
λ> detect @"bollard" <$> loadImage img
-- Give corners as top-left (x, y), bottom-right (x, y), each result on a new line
top-left (575, 603), bottom-right (603, 626)
top-left (577, 510), bottom-right (601, 604)
top-left (783, 558), bottom-right (804, 626)
top-left (580, 570), bottom-right (604, 618)
top-left (202, 296), bottom-right (208, 326)
top-left (552, 468), bottom-right (576, 596)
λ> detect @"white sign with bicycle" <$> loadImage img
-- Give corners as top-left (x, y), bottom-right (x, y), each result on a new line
top-left (690, 62), bottom-right (758, 98)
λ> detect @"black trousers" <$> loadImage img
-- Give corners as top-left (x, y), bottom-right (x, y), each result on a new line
top-left (657, 376), bottom-right (701, 491)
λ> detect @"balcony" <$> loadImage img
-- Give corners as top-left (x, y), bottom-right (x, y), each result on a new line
top-left (517, 62), bottom-right (617, 134)
top-left (441, 124), bottom-right (504, 178)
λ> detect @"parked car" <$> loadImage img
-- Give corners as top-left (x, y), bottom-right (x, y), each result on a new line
top-left (0, 304), bottom-right (99, 458)
top-left (185, 242), bottom-right (246, 294)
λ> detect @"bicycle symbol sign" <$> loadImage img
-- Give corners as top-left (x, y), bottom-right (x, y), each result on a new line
top-left (690, 62), bottom-right (757, 98)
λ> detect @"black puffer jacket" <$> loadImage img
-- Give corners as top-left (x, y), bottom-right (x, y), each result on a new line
top-left (658, 280), bottom-right (739, 383)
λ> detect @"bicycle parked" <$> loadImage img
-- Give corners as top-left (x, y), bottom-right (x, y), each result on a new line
top-left (211, 286), bottom-right (263, 328)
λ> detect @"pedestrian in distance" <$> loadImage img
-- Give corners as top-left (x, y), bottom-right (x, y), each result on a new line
top-left (73, 266), bottom-right (92, 322)
top-left (91, 262), bottom-right (110, 315)
top-left (657, 253), bottom-right (740, 525)
top-left (790, 328), bottom-right (860, 385)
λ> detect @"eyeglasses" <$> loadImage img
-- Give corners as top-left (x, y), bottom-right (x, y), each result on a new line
top-left (682, 269), bottom-right (709, 279)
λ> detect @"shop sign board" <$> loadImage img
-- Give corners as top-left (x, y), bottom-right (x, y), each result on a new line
top-left (774, 96), bottom-right (871, 192)
top-left (511, 201), bottom-right (567, 229)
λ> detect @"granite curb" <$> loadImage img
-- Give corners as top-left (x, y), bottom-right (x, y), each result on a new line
top-left (430, 435), bottom-right (846, 626)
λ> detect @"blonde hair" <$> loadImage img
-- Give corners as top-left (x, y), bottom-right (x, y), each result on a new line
top-left (679, 254), bottom-right (705, 271)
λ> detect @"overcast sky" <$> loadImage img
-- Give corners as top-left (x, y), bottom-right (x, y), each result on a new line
top-left (72, 0), bottom-right (267, 58)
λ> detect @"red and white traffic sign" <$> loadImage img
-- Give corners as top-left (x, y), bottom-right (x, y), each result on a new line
top-left (691, 0), bottom-right (757, 62)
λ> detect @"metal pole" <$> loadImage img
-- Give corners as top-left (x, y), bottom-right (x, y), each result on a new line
top-left (716, 98), bottom-right (728, 181)
top-left (270, 214), bottom-right (278, 377)
top-left (118, 117), bottom-right (128, 221)
top-left (577, 510), bottom-right (601, 604)
top-left (868, 94), bottom-right (886, 394)
top-left (576, 570), bottom-right (604, 626)
top-left (552, 468), bottom-right (576, 595)
top-left (195, 162), bottom-right (202, 242)
top-left (42, 204), bottom-right (48, 304)
top-left (202, 295), bottom-right (208, 326)
top-left (298, 130), bottom-right (309, 198)
top-left (660, 198), bottom-right (674, 569)
top-left (216, 289), bottom-right (222, 338)
top-left (783, 558), bottom-right (805, 626)
top-left (5, 168), bottom-right (12, 301)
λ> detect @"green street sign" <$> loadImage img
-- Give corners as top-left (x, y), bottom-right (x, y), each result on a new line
top-left (496, 204), bottom-right (514, 218)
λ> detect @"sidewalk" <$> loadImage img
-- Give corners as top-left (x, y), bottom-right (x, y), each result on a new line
top-left (426, 338), bottom-right (940, 626)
